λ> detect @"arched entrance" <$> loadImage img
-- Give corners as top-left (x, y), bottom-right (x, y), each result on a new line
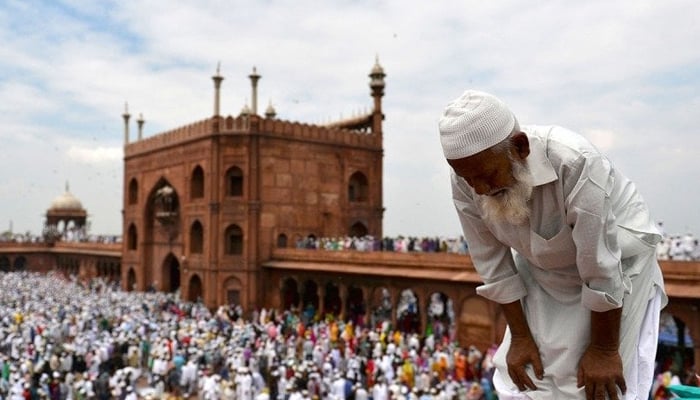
top-left (223, 277), bottom-right (243, 307)
top-left (143, 179), bottom-right (181, 290)
top-left (346, 285), bottom-right (366, 326)
top-left (0, 256), bottom-right (10, 272)
top-left (323, 282), bottom-right (342, 318)
top-left (13, 256), bottom-right (26, 271)
top-left (657, 311), bottom-right (696, 382)
top-left (162, 253), bottom-right (181, 293)
top-left (397, 288), bottom-right (420, 334)
top-left (188, 274), bottom-right (203, 302)
top-left (427, 291), bottom-right (455, 341)
top-left (301, 280), bottom-right (319, 325)
top-left (371, 286), bottom-right (392, 329)
top-left (127, 268), bottom-right (137, 291)
top-left (281, 278), bottom-right (300, 311)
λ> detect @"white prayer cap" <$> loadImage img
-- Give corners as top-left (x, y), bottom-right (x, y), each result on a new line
top-left (439, 90), bottom-right (517, 159)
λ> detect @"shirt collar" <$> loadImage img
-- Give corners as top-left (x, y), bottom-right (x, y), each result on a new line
top-left (525, 133), bottom-right (557, 186)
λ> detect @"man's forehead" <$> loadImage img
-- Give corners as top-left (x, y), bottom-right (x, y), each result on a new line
top-left (448, 151), bottom-right (503, 175)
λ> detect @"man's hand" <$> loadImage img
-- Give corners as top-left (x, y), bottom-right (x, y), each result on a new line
top-left (577, 345), bottom-right (626, 400)
top-left (506, 333), bottom-right (544, 391)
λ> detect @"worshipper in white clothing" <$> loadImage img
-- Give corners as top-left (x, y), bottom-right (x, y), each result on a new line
top-left (202, 373), bottom-right (222, 400)
top-left (288, 386), bottom-right (303, 400)
top-left (691, 239), bottom-right (700, 261)
top-left (331, 372), bottom-right (349, 400)
top-left (180, 357), bottom-right (199, 397)
top-left (439, 90), bottom-right (667, 399)
top-left (372, 376), bottom-right (389, 400)
top-left (656, 236), bottom-right (671, 260)
top-left (221, 380), bottom-right (235, 400)
top-left (681, 232), bottom-right (696, 260)
top-left (355, 383), bottom-right (369, 400)
top-left (669, 236), bottom-right (686, 260)
top-left (124, 385), bottom-right (137, 400)
top-left (236, 367), bottom-right (254, 400)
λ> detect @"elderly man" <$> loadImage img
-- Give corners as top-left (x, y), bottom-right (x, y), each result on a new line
top-left (438, 90), bottom-right (666, 400)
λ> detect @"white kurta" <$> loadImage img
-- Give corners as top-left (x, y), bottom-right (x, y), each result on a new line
top-left (451, 125), bottom-right (667, 399)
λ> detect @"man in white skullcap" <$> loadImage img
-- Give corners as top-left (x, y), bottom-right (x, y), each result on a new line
top-left (438, 90), bottom-right (667, 400)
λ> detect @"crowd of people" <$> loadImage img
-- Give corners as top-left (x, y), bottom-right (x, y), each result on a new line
top-left (1, 272), bottom-right (497, 400)
top-left (296, 224), bottom-right (700, 263)
top-left (5, 223), bottom-right (700, 262)
top-left (0, 231), bottom-right (120, 245)
top-left (0, 270), bottom-right (696, 399)
top-left (297, 231), bottom-right (700, 264)
top-left (655, 230), bottom-right (700, 261)
top-left (295, 236), bottom-right (468, 255)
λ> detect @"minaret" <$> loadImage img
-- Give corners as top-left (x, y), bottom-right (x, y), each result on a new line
top-left (122, 102), bottom-right (131, 144)
top-left (369, 56), bottom-right (386, 113)
top-left (249, 66), bottom-right (261, 115)
top-left (212, 62), bottom-right (224, 117)
top-left (369, 56), bottom-right (386, 134)
top-left (137, 113), bottom-right (145, 140)
top-left (264, 100), bottom-right (277, 119)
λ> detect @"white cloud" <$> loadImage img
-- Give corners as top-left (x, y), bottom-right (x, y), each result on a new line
top-left (66, 146), bottom-right (122, 163)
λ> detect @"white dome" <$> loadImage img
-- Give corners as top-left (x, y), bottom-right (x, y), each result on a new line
top-left (49, 186), bottom-right (84, 211)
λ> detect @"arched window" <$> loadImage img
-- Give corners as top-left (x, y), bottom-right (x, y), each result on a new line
top-left (13, 256), bottom-right (26, 271)
top-left (190, 220), bottom-right (204, 254)
top-left (225, 166), bottom-right (244, 197)
top-left (277, 233), bottom-right (288, 248)
top-left (128, 178), bottom-right (138, 205)
top-left (348, 171), bottom-right (369, 202)
top-left (224, 224), bottom-right (244, 255)
top-left (188, 274), bottom-right (204, 302)
top-left (127, 224), bottom-right (138, 250)
top-left (190, 165), bottom-right (205, 199)
top-left (0, 256), bottom-right (10, 272)
top-left (349, 221), bottom-right (368, 238)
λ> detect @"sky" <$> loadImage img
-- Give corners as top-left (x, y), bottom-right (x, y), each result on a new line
top-left (1, 0), bottom-right (699, 238)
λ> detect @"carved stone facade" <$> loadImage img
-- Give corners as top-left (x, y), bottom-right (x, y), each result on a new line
top-left (121, 61), bottom-right (386, 311)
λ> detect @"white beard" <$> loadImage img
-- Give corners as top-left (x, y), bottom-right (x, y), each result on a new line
top-left (479, 159), bottom-right (533, 225)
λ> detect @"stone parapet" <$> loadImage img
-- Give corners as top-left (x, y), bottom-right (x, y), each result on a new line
top-left (124, 114), bottom-right (381, 158)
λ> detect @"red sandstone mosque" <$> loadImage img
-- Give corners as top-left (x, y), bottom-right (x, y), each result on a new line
top-left (121, 60), bottom-right (385, 310)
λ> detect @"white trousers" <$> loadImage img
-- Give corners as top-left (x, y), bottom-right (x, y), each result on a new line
top-left (493, 287), bottom-right (663, 400)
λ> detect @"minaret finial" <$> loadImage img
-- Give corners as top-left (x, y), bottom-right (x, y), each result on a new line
top-left (265, 99), bottom-right (276, 119)
top-left (212, 63), bottom-right (224, 117)
top-left (65, 181), bottom-right (69, 193)
top-left (249, 66), bottom-right (261, 115)
top-left (368, 57), bottom-right (386, 134)
top-left (122, 102), bottom-right (131, 145)
top-left (137, 113), bottom-right (145, 140)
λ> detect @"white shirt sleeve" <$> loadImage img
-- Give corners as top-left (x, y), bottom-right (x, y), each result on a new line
top-left (564, 153), bottom-right (625, 312)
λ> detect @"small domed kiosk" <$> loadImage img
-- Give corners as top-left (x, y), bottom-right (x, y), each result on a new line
top-left (45, 182), bottom-right (87, 236)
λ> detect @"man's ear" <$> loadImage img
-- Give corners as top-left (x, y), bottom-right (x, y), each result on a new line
top-left (510, 132), bottom-right (530, 160)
